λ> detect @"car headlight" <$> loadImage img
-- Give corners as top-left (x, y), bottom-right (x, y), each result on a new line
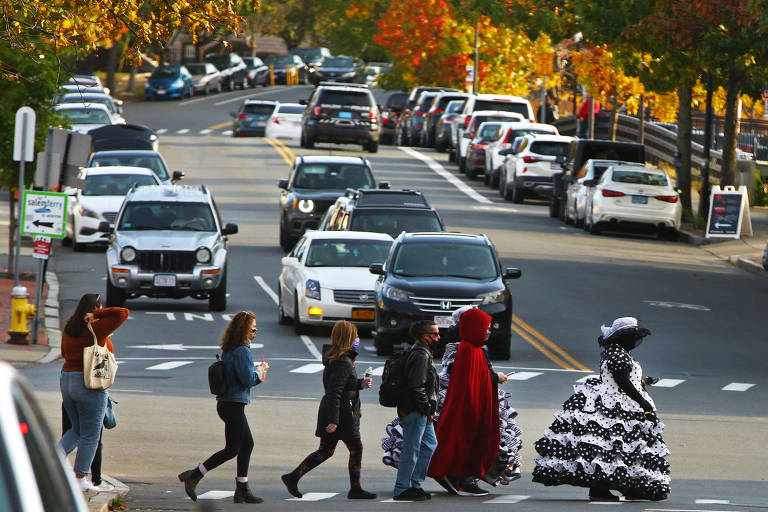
top-left (172, 79), bottom-right (184, 87)
top-left (341, 71), bottom-right (355, 77)
top-left (479, 289), bottom-right (505, 305)
top-left (120, 246), bottom-right (136, 263)
top-left (77, 205), bottom-right (100, 219)
top-left (195, 247), bottom-right (212, 264)
top-left (297, 199), bottom-right (314, 213)
top-left (305, 279), bottom-right (321, 300)
top-left (383, 285), bottom-right (409, 302)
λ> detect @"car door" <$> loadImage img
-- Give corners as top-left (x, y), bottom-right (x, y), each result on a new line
top-left (281, 236), bottom-right (306, 315)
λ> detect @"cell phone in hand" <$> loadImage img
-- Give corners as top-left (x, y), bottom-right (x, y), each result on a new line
top-left (643, 376), bottom-right (660, 386)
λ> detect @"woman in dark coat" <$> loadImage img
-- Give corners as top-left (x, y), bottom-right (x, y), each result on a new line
top-left (281, 320), bottom-right (376, 500)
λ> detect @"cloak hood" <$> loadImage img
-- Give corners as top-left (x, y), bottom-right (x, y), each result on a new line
top-left (458, 308), bottom-right (492, 347)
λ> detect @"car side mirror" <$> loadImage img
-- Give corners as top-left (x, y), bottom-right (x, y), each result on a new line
top-left (97, 221), bottom-right (113, 234)
top-left (222, 223), bottom-right (238, 236)
top-left (555, 154), bottom-right (567, 164)
top-left (378, 181), bottom-right (390, 190)
top-left (278, 179), bottom-right (289, 190)
top-left (502, 267), bottom-right (522, 280)
top-left (299, 99), bottom-right (307, 105)
top-left (369, 263), bottom-right (384, 275)
top-left (583, 179), bottom-right (596, 187)
top-left (172, 170), bottom-right (185, 183)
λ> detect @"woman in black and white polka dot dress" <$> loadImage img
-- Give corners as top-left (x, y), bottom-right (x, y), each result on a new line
top-left (532, 317), bottom-right (670, 502)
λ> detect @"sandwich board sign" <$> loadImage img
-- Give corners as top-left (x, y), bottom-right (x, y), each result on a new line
top-left (21, 190), bottom-right (68, 238)
top-left (705, 185), bottom-right (752, 239)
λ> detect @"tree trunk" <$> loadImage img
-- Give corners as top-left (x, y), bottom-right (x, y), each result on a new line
top-left (127, 65), bottom-right (137, 92)
top-left (720, 65), bottom-right (745, 186)
top-left (106, 40), bottom-right (117, 94)
top-left (677, 86), bottom-right (693, 211)
top-left (609, 97), bottom-right (619, 141)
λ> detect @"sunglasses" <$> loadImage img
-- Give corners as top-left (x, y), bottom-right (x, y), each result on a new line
top-left (250, 328), bottom-right (258, 334)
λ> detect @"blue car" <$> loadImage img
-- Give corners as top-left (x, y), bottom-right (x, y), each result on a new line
top-left (145, 65), bottom-right (194, 100)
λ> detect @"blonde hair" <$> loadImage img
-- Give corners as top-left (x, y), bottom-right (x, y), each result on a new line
top-left (325, 320), bottom-right (358, 361)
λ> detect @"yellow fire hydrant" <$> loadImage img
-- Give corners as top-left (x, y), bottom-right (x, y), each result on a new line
top-left (9, 286), bottom-right (36, 345)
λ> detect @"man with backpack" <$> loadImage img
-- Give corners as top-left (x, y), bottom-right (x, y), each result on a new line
top-left (393, 320), bottom-right (440, 501)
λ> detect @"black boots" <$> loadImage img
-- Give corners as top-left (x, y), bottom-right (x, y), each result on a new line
top-left (589, 487), bottom-right (619, 502)
top-left (347, 488), bottom-right (377, 499)
top-left (281, 473), bottom-right (302, 498)
top-left (234, 480), bottom-right (263, 504)
top-left (177, 468), bottom-right (203, 501)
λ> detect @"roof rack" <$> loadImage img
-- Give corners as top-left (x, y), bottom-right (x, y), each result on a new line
top-left (317, 82), bottom-right (369, 89)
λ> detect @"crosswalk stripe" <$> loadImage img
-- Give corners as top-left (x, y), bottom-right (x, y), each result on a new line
top-left (222, 130), bottom-right (233, 136)
top-left (577, 374), bottom-right (600, 383)
top-left (194, 490), bottom-right (234, 500)
top-left (721, 383), bottom-right (754, 392)
top-left (199, 129), bottom-right (212, 134)
top-left (695, 499), bottom-right (730, 504)
top-left (507, 371), bottom-right (542, 381)
top-left (369, 366), bottom-right (384, 377)
top-left (146, 361), bottom-right (193, 371)
top-left (286, 492), bottom-right (337, 501)
top-left (483, 495), bottom-right (530, 503)
top-left (290, 363), bottom-right (325, 374)
top-left (652, 379), bottom-right (685, 388)
top-left (156, 128), bottom-right (167, 134)
top-left (176, 128), bottom-right (190, 134)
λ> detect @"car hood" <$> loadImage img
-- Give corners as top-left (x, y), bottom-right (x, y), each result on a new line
top-left (387, 275), bottom-right (501, 297)
top-left (307, 267), bottom-right (379, 289)
top-left (149, 77), bottom-right (180, 86)
top-left (116, 231), bottom-right (218, 251)
top-left (318, 67), bottom-right (355, 73)
top-left (70, 123), bottom-right (108, 133)
top-left (78, 195), bottom-right (130, 213)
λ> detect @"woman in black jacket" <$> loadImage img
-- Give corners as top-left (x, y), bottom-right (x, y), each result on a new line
top-left (281, 320), bottom-right (376, 500)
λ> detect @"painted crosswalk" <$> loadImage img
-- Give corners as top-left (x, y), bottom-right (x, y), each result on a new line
top-left (145, 361), bottom-right (194, 371)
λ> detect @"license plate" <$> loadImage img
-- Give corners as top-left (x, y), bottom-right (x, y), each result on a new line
top-left (352, 309), bottom-right (375, 321)
top-left (154, 274), bottom-right (176, 287)
top-left (156, 90), bottom-right (166, 95)
top-left (339, 112), bottom-right (352, 119)
top-left (632, 195), bottom-right (648, 204)
top-left (434, 316), bottom-right (453, 328)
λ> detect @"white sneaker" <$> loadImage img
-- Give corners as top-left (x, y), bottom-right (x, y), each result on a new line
top-left (78, 478), bottom-right (99, 493)
top-left (96, 482), bottom-right (114, 491)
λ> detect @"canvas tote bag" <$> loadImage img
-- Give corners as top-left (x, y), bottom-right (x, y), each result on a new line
top-left (83, 323), bottom-right (117, 389)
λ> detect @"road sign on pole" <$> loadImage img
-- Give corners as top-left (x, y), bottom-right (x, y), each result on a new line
top-left (14, 107), bottom-right (36, 162)
top-left (21, 191), bottom-right (68, 238)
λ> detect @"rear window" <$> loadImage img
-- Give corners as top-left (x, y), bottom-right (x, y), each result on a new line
top-left (318, 90), bottom-right (372, 107)
top-left (185, 64), bottom-right (207, 75)
top-left (293, 164), bottom-right (374, 190)
top-left (479, 123), bottom-right (502, 139)
top-left (278, 105), bottom-right (305, 114)
top-left (84, 174), bottom-right (157, 195)
top-left (243, 104), bottom-right (276, 115)
top-left (611, 170), bottom-right (668, 186)
top-left (323, 57), bottom-right (355, 67)
top-left (205, 55), bottom-right (231, 69)
top-left (436, 95), bottom-right (466, 111)
top-left (60, 108), bottom-right (111, 125)
top-left (474, 100), bottom-right (529, 117)
top-left (386, 94), bottom-right (407, 110)
top-left (418, 94), bottom-right (436, 110)
top-left (447, 100), bottom-right (465, 114)
top-left (88, 154), bottom-right (169, 181)
top-left (530, 141), bottom-right (570, 157)
top-left (350, 209), bottom-right (442, 238)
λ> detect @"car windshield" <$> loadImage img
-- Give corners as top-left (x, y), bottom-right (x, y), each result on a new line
top-left (478, 123), bottom-right (502, 139)
top-left (446, 100), bottom-right (465, 113)
top-left (392, 242), bottom-right (497, 279)
top-left (205, 56), bottom-right (230, 69)
top-left (323, 57), bottom-right (355, 67)
top-left (83, 174), bottom-right (157, 196)
top-left (386, 94), bottom-right (407, 110)
top-left (60, 108), bottom-right (111, 124)
top-left (264, 55), bottom-right (294, 66)
top-left (118, 201), bottom-right (216, 231)
top-left (294, 49), bottom-right (323, 60)
top-left (89, 154), bottom-right (170, 181)
top-left (60, 96), bottom-right (115, 113)
top-left (350, 210), bottom-right (442, 238)
top-left (305, 239), bottom-right (391, 267)
top-left (185, 64), bottom-right (207, 75)
top-left (152, 67), bottom-right (179, 79)
top-left (530, 141), bottom-right (570, 157)
top-left (293, 164), bottom-right (374, 190)
top-left (243, 57), bottom-right (263, 67)
top-left (612, 170), bottom-right (668, 186)
top-left (318, 90), bottom-right (372, 107)
top-left (242, 104), bottom-right (276, 116)
top-left (475, 100), bottom-right (529, 116)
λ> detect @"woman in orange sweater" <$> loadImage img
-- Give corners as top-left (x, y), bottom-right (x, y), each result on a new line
top-left (58, 293), bottom-right (128, 492)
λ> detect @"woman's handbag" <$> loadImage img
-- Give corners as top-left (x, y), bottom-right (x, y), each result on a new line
top-left (83, 323), bottom-right (117, 390)
top-left (103, 396), bottom-right (117, 429)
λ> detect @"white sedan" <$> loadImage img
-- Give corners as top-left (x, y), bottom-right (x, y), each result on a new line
top-left (585, 165), bottom-right (682, 239)
top-left (265, 103), bottom-right (305, 140)
top-left (65, 166), bottom-right (160, 250)
top-left (278, 231), bottom-right (394, 333)
top-left (54, 103), bottom-right (121, 133)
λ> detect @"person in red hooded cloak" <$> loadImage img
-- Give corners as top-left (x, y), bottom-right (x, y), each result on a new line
top-left (427, 308), bottom-right (508, 496)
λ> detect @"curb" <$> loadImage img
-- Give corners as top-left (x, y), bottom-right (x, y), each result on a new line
top-left (88, 475), bottom-right (130, 512)
top-left (38, 270), bottom-right (61, 364)
top-left (678, 229), bottom-right (724, 246)
top-left (730, 256), bottom-right (768, 277)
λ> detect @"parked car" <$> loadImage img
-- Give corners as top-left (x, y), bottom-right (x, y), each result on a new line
top-left (185, 62), bottom-right (223, 95)
top-left (464, 121), bottom-right (507, 180)
top-left (434, 99), bottom-right (467, 152)
top-left (314, 55), bottom-right (366, 84)
top-left (457, 111), bottom-right (525, 172)
top-left (364, 65), bottom-right (383, 86)
top-left (67, 73), bottom-right (102, 87)
top-left (484, 122), bottom-right (559, 188)
top-left (421, 91), bottom-right (469, 147)
top-left (369, 232), bottom-right (521, 358)
top-left (87, 149), bottom-right (183, 184)
top-left (396, 91), bottom-right (439, 147)
top-left (145, 65), bottom-right (194, 100)
top-left (0, 361), bottom-right (90, 512)
top-left (278, 231), bottom-right (394, 333)
top-left (264, 54), bottom-right (310, 84)
top-left (500, 133), bottom-right (575, 203)
top-left (319, 188), bottom-right (444, 239)
top-left (763, 240), bottom-right (768, 271)
top-left (231, 100), bottom-right (279, 137)
top-left (380, 91), bottom-right (408, 145)
top-left (290, 47), bottom-right (332, 71)
top-left (204, 52), bottom-right (248, 90)
top-left (278, 155), bottom-right (380, 251)
top-left (64, 167), bottom-right (160, 250)
top-left (55, 93), bottom-right (125, 124)
top-left (300, 83), bottom-right (380, 152)
top-left (242, 56), bottom-right (270, 87)
top-left (54, 103), bottom-right (120, 133)
top-left (265, 103), bottom-right (305, 140)
top-left (584, 165), bottom-right (681, 239)
top-left (105, 184), bottom-right (238, 310)
top-left (58, 84), bottom-right (110, 97)
top-left (88, 124), bottom-right (160, 152)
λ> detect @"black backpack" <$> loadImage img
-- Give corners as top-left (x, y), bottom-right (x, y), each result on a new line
top-left (208, 354), bottom-right (227, 396)
top-left (379, 347), bottom-right (411, 407)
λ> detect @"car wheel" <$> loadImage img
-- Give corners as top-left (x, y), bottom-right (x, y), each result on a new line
top-left (293, 295), bottom-right (310, 335)
top-left (483, 170), bottom-right (491, 186)
top-left (458, 155), bottom-right (467, 173)
top-left (279, 224), bottom-right (293, 252)
top-left (374, 333), bottom-right (393, 356)
top-left (587, 210), bottom-right (602, 235)
top-left (549, 197), bottom-right (560, 218)
top-left (62, 236), bottom-right (72, 247)
top-left (448, 147), bottom-right (456, 162)
top-left (574, 213), bottom-right (584, 228)
top-left (511, 179), bottom-right (523, 204)
top-left (304, 134), bottom-right (314, 149)
top-left (558, 199), bottom-right (568, 222)
top-left (106, 278), bottom-right (125, 308)
top-left (367, 141), bottom-right (379, 153)
top-left (490, 170), bottom-right (500, 189)
top-left (208, 271), bottom-right (227, 311)
top-left (660, 227), bottom-right (678, 241)
top-left (499, 174), bottom-right (507, 198)
top-left (73, 239), bottom-right (85, 252)
top-left (277, 287), bottom-right (291, 325)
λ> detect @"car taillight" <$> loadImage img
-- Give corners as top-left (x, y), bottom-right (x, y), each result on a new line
top-left (416, 111), bottom-right (424, 117)
top-left (522, 156), bottom-right (540, 163)
top-left (475, 142), bottom-right (488, 148)
top-left (312, 106), bottom-right (322, 116)
top-left (273, 117), bottom-right (281, 124)
top-left (382, 112), bottom-right (390, 121)
top-left (464, 117), bottom-right (471, 128)
top-left (238, 114), bottom-right (247, 119)
top-left (433, 109), bottom-right (443, 115)
top-left (602, 189), bottom-right (625, 197)
top-left (369, 108), bottom-right (379, 120)
top-left (655, 194), bottom-right (678, 203)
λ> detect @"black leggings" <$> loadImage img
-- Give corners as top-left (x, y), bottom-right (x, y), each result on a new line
top-left (289, 437), bottom-right (363, 489)
top-left (62, 403), bottom-right (103, 484)
top-left (202, 401), bottom-right (254, 478)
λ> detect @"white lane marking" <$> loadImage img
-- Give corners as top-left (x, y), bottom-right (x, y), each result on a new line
top-left (253, 275), bottom-right (279, 304)
top-left (199, 129), bottom-right (212, 135)
top-left (156, 128), bottom-right (167, 134)
top-left (370, 366), bottom-right (384, 377)
top-left (214, 87), bottom-right (288, 106)
top-left (721, 383), bottom-right (755, 392)
top-left (695, 499), bottom-right (731, 504)
top-left (301, 335), bottom-right (322, 361)
top-left (176, 128), bottom-right (190, 134)
top-left (506, 371), bottom-right (542, 380)
top-left (472, 205), bottom-right (518, 213)
top-left (644, 509), bottom-right (742, 512)
top-left (195, 490), bottom-right (234, 500)
top-left (644, 300), bottom-right (710, 311)
top-left (484, 495), bottom-right (529, 503)
top-left (222, 130), bottom-right (233, 136)
top-left (127, 344), bottom-right (263, 351)
top-left (290, 363), bottom-right (325, 374)
top-left (183, 313), bottom-right (213, 321)
top-left (286, 492), bottom-right (337, 501)
top-left (653, 379), bottom-right (685, 388)
top-left (577, 374), bottom-right (600, 383)
top-left (147, 312), bottom-right (176, 320)
top-left (399, 147), bottom-right (492, 204)
top-left (146, 361), bottom-right (194, 371)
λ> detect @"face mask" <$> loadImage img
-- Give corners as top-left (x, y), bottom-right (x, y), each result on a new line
top-left (352, 338), bottom-right (360, 350)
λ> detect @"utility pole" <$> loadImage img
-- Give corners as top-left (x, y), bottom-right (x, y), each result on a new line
top-left (700, 72), bottom-right (714, 219)
top-left (473, 20), bottom-right (479, 94)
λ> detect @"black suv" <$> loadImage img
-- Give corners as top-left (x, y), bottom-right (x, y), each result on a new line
top-left (300, 83), bottom-right (380, 152)
top-left (319, 189), bottom-right (444, 238)
top-left (369, 232), bottom-right (521, 359)
top-left (278, 155), bottom-right (382, 251)
top-left (204, 52), bottom-right (248, 90)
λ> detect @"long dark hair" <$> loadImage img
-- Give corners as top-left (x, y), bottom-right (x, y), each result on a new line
top-left (64, 293), bottom-right (102, 337)
top-left (325, 320), bottom-right (357, 361)
top-left (221, 311), bottom-right (256, 351)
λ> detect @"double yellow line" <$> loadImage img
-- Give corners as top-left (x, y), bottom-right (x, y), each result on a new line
top-left (512, 315), bottom-right (590, 371)
top-left (265, 138), bottom-right (295, 166)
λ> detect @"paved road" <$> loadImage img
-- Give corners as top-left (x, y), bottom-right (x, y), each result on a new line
top-left (21, 85), bottom-right (768, 511)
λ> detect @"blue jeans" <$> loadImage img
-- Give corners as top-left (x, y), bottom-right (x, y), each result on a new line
top-left (394, 412), bottom-right (437, 496)
top-left (58, 372), bottom-right (107, 476)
